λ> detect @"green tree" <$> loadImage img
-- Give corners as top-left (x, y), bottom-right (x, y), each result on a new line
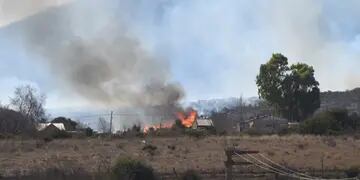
top-left (256, 53), bottom-right (320, 121)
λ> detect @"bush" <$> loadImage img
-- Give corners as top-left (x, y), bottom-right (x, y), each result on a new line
top-left (299, 109), bottom-right (354, 135)
top-left (85, 127), bottom-right (94, 137)
top-left (172, 119), bottom-right (186, 130)
top-left (112, 157), bottom-right (156, 180)
top-left (278, 126), bottom-right (299, 136)
top-left (142, 144), bottom-right (157, 156)
top-left (181, 170), bottom-right (202, 180)
top-left (184, 129), bottom-right (207, 138)
top-left (52, 130), bottom-right (71, 139)
top-left (345, 166), bottom-right (359, 178)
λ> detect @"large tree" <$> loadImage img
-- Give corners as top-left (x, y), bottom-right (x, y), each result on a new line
top-left (10, 85), bottom-right (47, 123)
top-left (256, 53), bottom-right (320, 121)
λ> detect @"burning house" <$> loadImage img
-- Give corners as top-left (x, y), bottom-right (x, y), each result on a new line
top-left (192, 117), bottom-right (214, 130)
top-left (143, 109), bottom-right (216, 133)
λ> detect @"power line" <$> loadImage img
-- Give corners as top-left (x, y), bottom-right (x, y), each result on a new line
top-left (254, 154), bottom-right (358, 180)
top-left (236, 152), bottom-right (302, 179)
top-left (244, 153), bottom-right (311, 179)
top-left (258, 153), bottom-right (313, 178)
top-left (235, 152), bottom-right (358, 180)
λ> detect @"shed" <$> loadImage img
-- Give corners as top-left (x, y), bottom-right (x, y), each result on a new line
top-left (247, 115), bottom-right (288, 134)
top-left (192, 118), bottom-right (214, 129)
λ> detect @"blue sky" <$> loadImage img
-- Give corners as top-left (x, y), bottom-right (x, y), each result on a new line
top-left (0, 0), bottom-right (360, 115)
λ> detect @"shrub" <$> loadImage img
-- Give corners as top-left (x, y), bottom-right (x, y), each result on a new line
top-left (181, 170), bottom-right (202, 180)
top-left (173, 119), bottom-right (186, 130)
top-left (51, 117), bottom-right (78, 131)
top-left (85, 127), bottom-right (94, 137)
top-left (142, 144), bottom-right (157, 156)
top-left (345, 166), bottom-right (359, 178)
top-left (111, 157), bottom-right (156, 180)
top-left (184, 129), bottom-right (207, 138)
top-left (244, 128), bottom-right (263, 136)
top-left (300, 110), bottom-right (343, 135)
top-left (52, 130), bottom-right (71, 139)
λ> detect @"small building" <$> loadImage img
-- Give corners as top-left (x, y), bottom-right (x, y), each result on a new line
top-left (246, 115), bottom-right (288, 134)
top-left (37, 123), bottom-right (66, 131)
top-left (192, 118), bottom-right (214, 130)
top-left (37, 123), bottom-right (66, 138)
top-left (288, 122), bottom-right (300, 129)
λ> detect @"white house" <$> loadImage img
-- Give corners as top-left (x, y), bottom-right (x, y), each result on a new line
top-left (37, 123), bottom-right (66, 131)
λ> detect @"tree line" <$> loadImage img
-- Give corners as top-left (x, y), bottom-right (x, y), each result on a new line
top-left (256, 53), bottom-right (360, 134)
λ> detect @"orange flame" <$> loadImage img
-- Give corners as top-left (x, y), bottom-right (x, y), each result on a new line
top-left (176, 110), bottom-right (197, 128)
top-left (143, 121), bottom-right (174, 133)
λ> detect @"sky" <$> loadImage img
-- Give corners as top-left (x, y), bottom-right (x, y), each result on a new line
top-left (0, 0), bottom-right (360, 116)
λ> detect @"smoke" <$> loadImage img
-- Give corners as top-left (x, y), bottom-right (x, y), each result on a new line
top-left (17, 0), bottom-right (184, 108)
top-left (4, 0), bottom-right (360, 107)
top-left (0, 0), bottom-right (71, 27)
top-left (126, 0), bottom-right (360, 98)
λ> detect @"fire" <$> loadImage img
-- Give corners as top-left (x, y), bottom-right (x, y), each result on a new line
top-left (143, 121), bottom-right (174, 133)
top-left (142, 109), bottom-right (198, 133)
top-left (176, 110), bottom-right (197, 128)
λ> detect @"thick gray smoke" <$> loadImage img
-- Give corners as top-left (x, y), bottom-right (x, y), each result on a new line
top-left (18, 1), bottom-right (184, 109)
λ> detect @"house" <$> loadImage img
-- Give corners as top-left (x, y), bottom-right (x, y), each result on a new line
top-left (37, 123), bottom-right (66, 138)
top-left (51, 117), bottom-right (78, 131)
top-left (192, 117), bottom-right (214, 130)
top-left (246, 115), bottom-right (288, 134)
top-left (37, 123), bottom-right (66, 131)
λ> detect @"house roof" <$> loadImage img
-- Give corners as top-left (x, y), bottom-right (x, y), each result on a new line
top-left (196, 119), bottom-right (214, 127)
top-left (37, 123), bottom-right (66, 131)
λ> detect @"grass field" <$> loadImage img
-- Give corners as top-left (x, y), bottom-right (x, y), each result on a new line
top-left (0, 135), bottom-right (360, 178)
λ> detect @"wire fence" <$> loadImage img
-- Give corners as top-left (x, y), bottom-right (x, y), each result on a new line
top-left (234, 152), bottom-right (359, 180)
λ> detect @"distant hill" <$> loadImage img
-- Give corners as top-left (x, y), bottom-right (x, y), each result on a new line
top-left (320, 88), bottom-right (360, 114)
top-left (189, 97), bottom-right (260, 115)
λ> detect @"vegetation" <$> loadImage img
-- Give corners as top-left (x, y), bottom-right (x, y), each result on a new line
top-left (111, 157), bottom-right (156, 180)
top-left (300, 109), bottom-right (360, 135)
top-left (256, 53), bottom-right (320, 121)
top-left (345, 166), bottom-right (360, 178)
top-left (52, 117), bottom-right (78, 131)
top-left (0, 85), bottom-right (47, 136)
top-left (0, 107), bottom-right (34, 135)
top-left (142, 144), bottom-right (157, 156)
top-left (181, 170), bottom-right (202, 180)
top-left (10, 85), bottom-right (47, 123)
top-left (184, 129), bottom-right (208, 138)
top-left (85, 127), bottom-right (94, 137)
top-left (173, 119), bottom-right (186, 130)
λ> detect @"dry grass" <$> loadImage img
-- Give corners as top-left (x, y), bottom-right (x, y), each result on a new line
top-left (0, 135), bottom-right (360, 177)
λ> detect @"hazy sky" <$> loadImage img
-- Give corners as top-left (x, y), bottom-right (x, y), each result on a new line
top-left (0, 0), bottom-right (359, 113)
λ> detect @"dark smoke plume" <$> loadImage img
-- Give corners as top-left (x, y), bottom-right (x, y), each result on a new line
top-left (18, 1), bottom-right (184, 109)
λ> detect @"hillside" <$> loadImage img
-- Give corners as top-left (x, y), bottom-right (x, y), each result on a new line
top-left (320, 88), bottom-right (360, 114)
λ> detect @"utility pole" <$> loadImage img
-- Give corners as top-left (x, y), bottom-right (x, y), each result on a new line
top-left (109, 111), bottom-right (113, 134)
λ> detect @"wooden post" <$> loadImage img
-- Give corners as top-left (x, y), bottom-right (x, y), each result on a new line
top-left (109, 111), bottom-right (113, 134)
top-left (321, 153), bottom-right (324, 178)
top-left (224, 147), bottom-right (259, 180)
top-left (225, 148), bottom-right (234, 180)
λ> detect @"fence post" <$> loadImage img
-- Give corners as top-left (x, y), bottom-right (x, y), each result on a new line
top-left (225, 148), bottom-right (233, 180)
